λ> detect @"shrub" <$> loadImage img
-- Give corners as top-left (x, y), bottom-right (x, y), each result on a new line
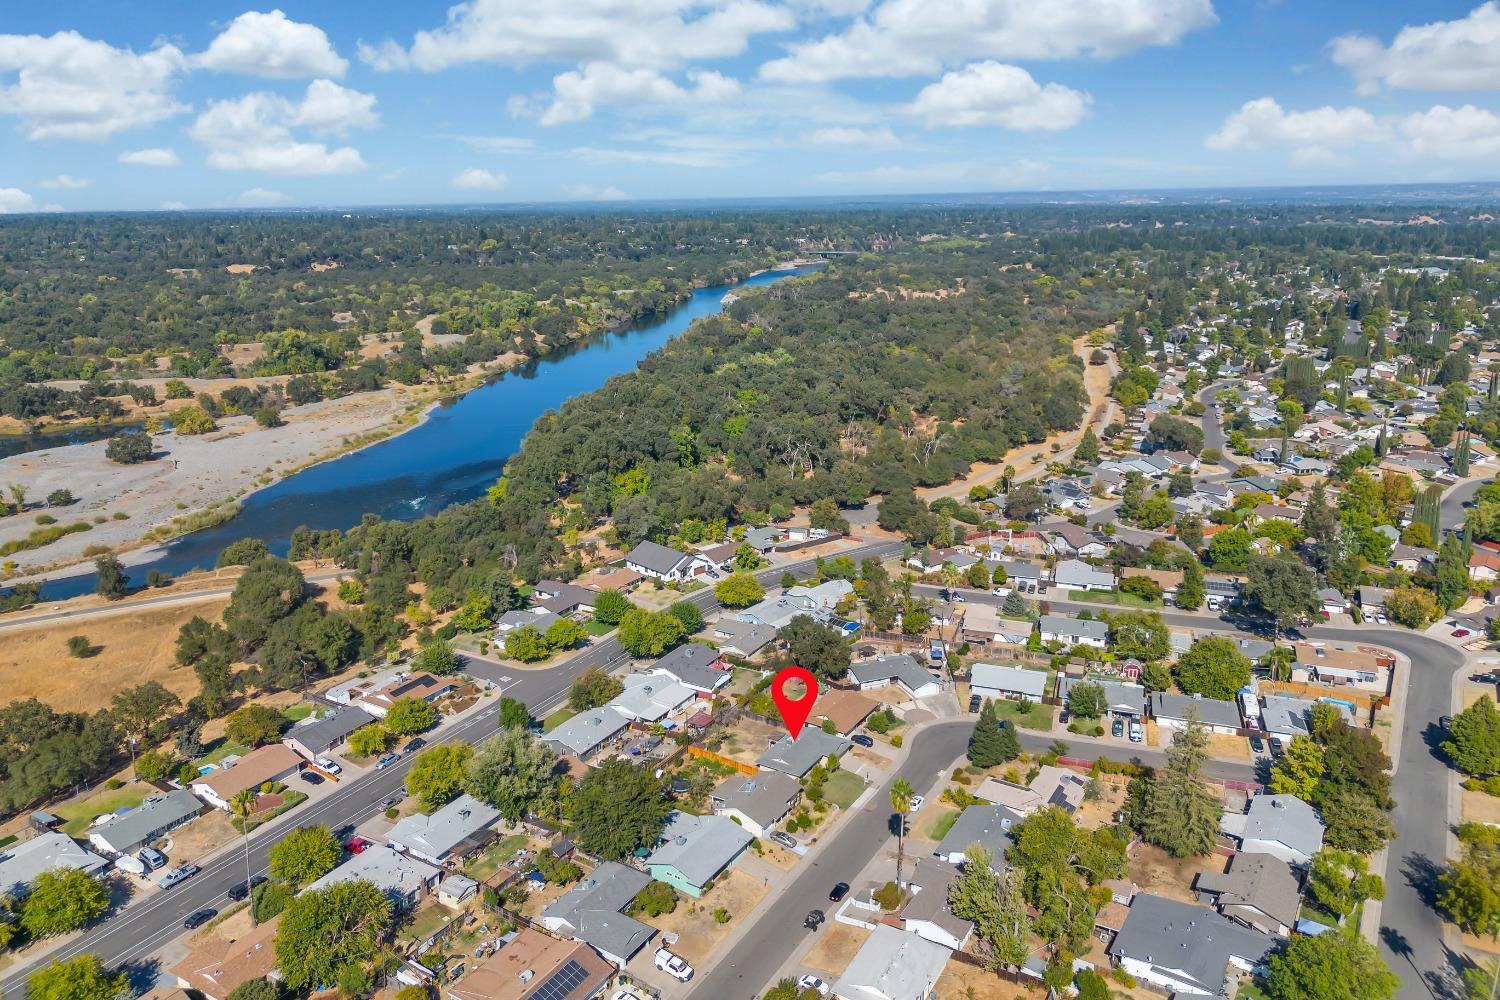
top-left (872, 881), bottom-right (904, 910)
top-left (135, 750), bottom-right (176, 783)
top-left (713, 907), bottom-right (731, 924)
top-left (890, 734), bottom-right (903, 748)
top-left (66, 635), bottom-right (94, 657)
top-left (632, 880), bottom-right (678, 917)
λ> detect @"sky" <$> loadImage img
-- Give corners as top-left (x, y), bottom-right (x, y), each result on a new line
top-left (3, 1), bottom-right (1500, 211)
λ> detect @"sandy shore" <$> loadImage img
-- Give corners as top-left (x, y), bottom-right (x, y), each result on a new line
top-left (0, 387), bottom-right (437, 581)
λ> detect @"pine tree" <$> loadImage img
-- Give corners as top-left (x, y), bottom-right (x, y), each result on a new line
top-left (1176, 559), bottom-right (1205, 610)
top-left (1075, 427), bottom-right (1100, 465)
top-left (1002, 591), bottom-right (1032, 619)
top-left (968, 701), bottom-right (1019, 767)
top-left (1436, 534), bottom-right (1470, 611)
top-left (1140, 719), bottom-right (1222, 858)
top-left (1416, 484), bottom-right (1443, 543)
top-left (1455, 431), bottom-right (1471, 477)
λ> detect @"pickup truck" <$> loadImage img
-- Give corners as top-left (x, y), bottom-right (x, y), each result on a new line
top-left (654, 948), bottom-right (693, 982)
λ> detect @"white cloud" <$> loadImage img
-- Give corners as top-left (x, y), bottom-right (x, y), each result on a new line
top-left (195, 9), bottom-right (346, 79)
top-left (1331, 3), bottom-right (1500, 94)
top-left (905, 61), bottom-right (1089, 130)
top-left (0, 30), bottom-right (186, 140)
top-left (761, 0), bottom-right (1215, 83)
top-left (191, 79), bottom-right (377, 175)
top-left (40, 174), bottom-right (88, 189)
top-left (1399, 104), bottom-right (1500, 159)
top-left (452, 167), bottom-right (507, 190)
top-left (815, 157), bottom-right (1049, 189)
top-left (0, 188), bottom-right (39, 213)
top-left (119, 147), bottom-right (180, 166)
top-left (803, 125), bottom-right (901, 146)
top-left (536, 63), bottom-right (740, 124)
top-left (562, 183), bottom-right (630, 200)
top-left (160, 200), bottom-right (188, 210)
top-left (234, 187), bottom-right (291, 206)
top-left (1205, 97), bottom-right (1385, 151)
top-left (454, 135), bottom-right (538, 153)
top-left (570, 139), bottom-right (736, 168)
top-left (361, 0), bottom-right (795, 74)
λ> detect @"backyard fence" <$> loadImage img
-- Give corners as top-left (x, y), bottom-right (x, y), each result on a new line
top-left (685, 745), bottom-right (758, 776)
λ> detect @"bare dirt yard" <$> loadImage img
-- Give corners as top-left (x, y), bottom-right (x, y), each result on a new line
top-left (644, 870), bottom-right (769, 965)
top-left (935, 960), bottom-right (1046, 998)
top-left (1128, 842), bottom-right (1223, 904)
top-left (801, 923), bottom-right (871, 979)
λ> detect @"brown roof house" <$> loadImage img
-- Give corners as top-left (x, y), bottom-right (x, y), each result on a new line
top-left (188, 744), bottom-right (303, 811)
top-left (446, 927), bottom-right (612, 1000)
top-left (812, 688), bottom-right (878, 735)
top-left (171, 915), bottom-right (282, 1000)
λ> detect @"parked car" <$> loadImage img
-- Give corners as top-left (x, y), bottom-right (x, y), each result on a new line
top-left (1440, 715), bottom-right (1453, 731)
top-left (1375, 613), bottom-right (1388, 625)
top-left (1472, 672), bottom-right (1500, 684)
top-left (1111, 718), bottom-right (1124, 738)
top-left (804, 909), bottom-right (825, 931)
top-left (227, 875), bottom-right (268, 902)
top-left (375, 753), bottom-right (401, 770)
top-left (797, 974), bottom-right (830, 996)
top-left (137, 846), bottom-right (167, 871)
top-left (1249, 734), bottom-right (1265, 754)
top-left (851, 734), bottom-right (874, 748)
top-left (1128, 721), bottom-right (1143, 743)
top-left (343, 837), bottom-right (373, 854)
top-left (1269, 736), bottom-right (1285, 758)
top-left (906, 794), bottom-right (924, 812)
top-left (404, 738), bottom-right (427, 755)
top-left (829, 881), bottom-right (849, 902)
top-left (769, 831), bottom-right (798, 850)
top-left (313, 756), bottom-right (342, 775)
top-left (968, 693), bottom-right (982, 713)
top-left (654, 949), bottom-right (693, 982)
top-left (300, 770), bottom-right (324, 785)
top-left (1453, 628), bottom-right (1472, 639)
top-left (380, 794), bottom-right (403, 811)
top-left (183, 908), bottom-right (218, 929)
top-left (158, 865), bottom-right (201, 890)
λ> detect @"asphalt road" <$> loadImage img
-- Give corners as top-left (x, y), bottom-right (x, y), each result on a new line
top-left (1197, 381), bottom-right (1239, 472)
top-left (0, 539), bottom-right (901, 996)
top-left (691, 720), bottom-right (1257, 998)
top-left (1441, 477), bottom-right (1484, 534)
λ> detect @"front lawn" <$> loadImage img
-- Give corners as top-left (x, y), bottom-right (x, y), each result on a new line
top-left (825, 770), bottom-right (868, 810)
top-left (992, 700), bottom-right (1055, 731)
top-left (583, 619), bottom-right (615, 637)
top-left (926, 810), bottom-right (959, 841)
top-left (282, 703), bottom-right (317, 722)
top-left (543, 707), bottom-right (580, 732)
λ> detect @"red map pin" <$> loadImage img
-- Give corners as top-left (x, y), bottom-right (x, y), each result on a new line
top-left (770, 666), bottom-right (818, 740)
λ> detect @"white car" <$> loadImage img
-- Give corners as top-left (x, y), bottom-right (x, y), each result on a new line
top-left (314, 756), bottom-right (342, 775)
top-left (797, 974), bottom-right (830, 996)
top-left (1375, 613), bottom-right (1388, 625)
top-left (654, 948), bottom-right (693, 982)
top-left (907, 794), bottom-right (924, 812)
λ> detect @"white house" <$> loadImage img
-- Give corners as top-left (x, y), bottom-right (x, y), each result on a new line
top-left (1220, 794), bottom-right (1325, 867)
top-left (1038, 614), bottom-right (1108, 649)
top-left (847, 654), bottom-right (941, 699)
top-left (969, 663), bottom-right (1047, 703)
top-left (623, 540), bottom-right (715, 582)
top-left (831, 925), bottom-right (950, 1000)
top-left (1054, 559), bottom-right (1116, 592)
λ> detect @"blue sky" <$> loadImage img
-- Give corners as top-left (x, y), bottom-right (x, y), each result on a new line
top-left (3, 1), bottom-right (1500, 211)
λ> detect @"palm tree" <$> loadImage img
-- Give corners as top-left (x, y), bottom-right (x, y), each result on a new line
top-left (230, 788), bottom-right (259, 926)
top-left (890, 778), bottom-right (914, 888)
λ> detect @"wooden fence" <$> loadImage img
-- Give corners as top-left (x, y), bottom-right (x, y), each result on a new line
top-left (685, 745), bottom-right (758, 776)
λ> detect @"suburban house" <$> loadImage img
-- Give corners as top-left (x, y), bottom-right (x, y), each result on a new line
top-left (831, 924), bottom-right (950, 1000)
top-left (1107, 893), bottom-right (1274, 996)
top-left (1290, 641), bottom-right (1392, 692)
top-left (355, 672), bottom-right (456, 718)
top-left (1049, 524), bottom-right (1110, 558)
top-left (847, 654), bottom-right (941, 699)
top-left (541, 862), bottom-right (656, 967)
top-left (445, 927), bottom-right (613, 1000)
top-left (711, 771), bottom-right (802, 838)
top-left (648, 643), bottom-right (732, 695)
top-left (933, 805), bottom-right (1022, 866)
top-left (709, 618), bottom-right (777, 659)
top-left (1259, 694), bottom-right (1355, 741)
top-left (742, 526), bottom-right (785, 553)
top-left (645, 810), bottom-right (754, 897)
top-left (188, 744), bottom-right (304, 811)
top-left (1038, 614), bottom-right (1109, 649)
top-left (1056, 677), bottom-right (1147, 719)
top-left (1195, 853), bottom-right (1302, 937)
top-left (532, 581), bottom-right (599, 616)
top-left (169, 915), bottom-right (282, 1000)
top-left (1220, 794), bottom-right (1325, 867)
top-left (607, 673), bottom-right (695, 724)
top-left (387, 794), bottom-right (500, 866)
top-left (1470, 549), bottom-right (1500, 583)
top-left (307, 844), bottom-right (441, 911)
top-left (1316, 588), bottom-right (1350, 617)
top-left (573, 565), bottom-right (643, 593)
top-left (811, 688), bottom-right (877, 736)
top-left (973, 778), bottom-right (1045, 816)
top-left (969, 663), bottom-right (1048, 703)
top-left (543, 707), bottom-right (631, 762)
top-left (1121, 566), bottom-right (1184, 599)
top-left (88, 789), bottom-right (204, 856)
top-left (1150, 692), bottom-right (1242, 735)
top-left (958, 603), bottom-right (1034, 645)
top-left (899, 859), bottom-right (974, 951)
top-left (1054, 559), bottom-right (1117, 592)
top-left (1029, 765), bottom-right (1088, 814)
top-left (623, 540), bottom-right (714, 582)
top-left (756, 728), bottom-right (851, 779)
top-left (1358, 586), bottom-right (1391, 619)
top-left (0, 831), bottom-right (108, 896)
top-left (496, 608), bottom-right (561, 636)
top-left (283, 706), bottom-right (376, 761)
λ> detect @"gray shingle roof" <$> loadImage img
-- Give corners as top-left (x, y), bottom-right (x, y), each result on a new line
top-left (1150, 692), bottom-right (1242, 730)
top-left (646, 811), bottom-right (753, 887)
top-left (283, 706), bottom-right (376, 754)
top-left (542, 861), bottom-right (655, 961)
top-left (1220, 794), bottom-right (1324, 861)
top-left (711, 771), bottom-right (801, 828)
top-left (1038, 614), bottom-right (1109, 641)
top-left (650, 643), bottom-right (728, 692)
top-left (756, 727), bottom-right (851, 777)
top-left (544, 707), bottom-right (630, 758)
top-left (970, 663), bottom-right (1047, 698)
top-left (625, 540), bottom-right (691, 576)
top-left (0, 832), bottom-right (108, 895)
top-left (934, 804), bottom-right (1023, 862)
top-left (386, 794), bottom-right (500, 861)
top-left (1108, 893), bottom-right (1274, 994)
top-left (1196, 853), bottom-right (1302, 932)
top-left (89, 789), bottom-right (201, 853)
top-left (847, 653), bottom-right (935, 692)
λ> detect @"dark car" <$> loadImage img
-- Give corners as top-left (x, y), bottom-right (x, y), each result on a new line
top-left (300, 770), bottom-right (324, 785)
top-left (227, 875), bottom-right (268, 902)
top-left (1472, 672), bottom-right (1500, 684)
top-left (1268, 736), bottom-right (1285, 758)
top-left (1111, 718), bottom-right (1124, 738)
top-left (1440, 715), bottom-right (1453, 731)
top-left (968, 693), bottom-right (982, 713)
top-left (829, 882), bottom-right (849, 902)
top-left (183, 908), bottom-right (218, 929)
top-left (851, 734), bottom-right (874, 748)
top-left (804, 909), bottom-right (825, 931)
top-left (404, 737), bottom-right (427, 755)
top-left (1249, 734), bottom-right (1265, 754)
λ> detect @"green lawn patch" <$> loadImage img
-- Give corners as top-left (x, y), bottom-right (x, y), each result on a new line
top-left (925, 810), bottom-right (960, 841)
top-left (464, 833), bottom-right (531, 880)
top-left (400, 903), bottom-right (456, 944)
top-left (992, 700), bottom-right (1055, 731)
top-left (201, 740), bottom-right (251, 766)
top-left (282, 703), bottom-right (317, 722)
top-left (543, 707), bottom-right (580, 732)
top-left (825, 770), bottom-right (868, 810)
top-left (583, 619), bottom-right (615, 637)
top-left (55, 784), bottom-right (151, 836)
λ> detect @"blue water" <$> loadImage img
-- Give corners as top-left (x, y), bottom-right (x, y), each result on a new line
top-left (35, 266), bottom-right (815, 600)
top-left (0, 422), bottom-right (145, 461)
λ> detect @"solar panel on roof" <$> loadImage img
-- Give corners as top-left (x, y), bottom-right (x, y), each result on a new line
top-left (530, 959), bottom-right (590, 1000)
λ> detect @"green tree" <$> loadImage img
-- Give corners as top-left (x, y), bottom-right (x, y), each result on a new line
top-left (1140, 720), bottom-right (1222, 857)
top-left (1107, 611), bottom-right (1170, 661)
top-left (1207, 527), bottom-right (1252, 571)
top-left (1264, 931), bottom-right (1399, 1000)
top-left (348, 723), bottom-right (390, 757)
top-left (778, 615), bottom-right (852, 680)
top-left (967, 701), bottom-right (1020, 767)
top-left (947, 845), bottom-right (1032, 970)
top-left (1175, 558), bottom-right (1205, 610)
top-left (407, 744), bottom-right (474, 808)
top-left (228, 979), bottom-right (281, 1000)
top-left (1245, 553), bottom-right (1320, 636)
top-left (465, 729), bottom-right (558, 822)
top-left (1001, 590), bottom-right (1032, 619)
top-left (891, 777), bottom-right (914, 886)
top-left (631, 879), bottom-right (679, 917)
top-left (667, 599), bottom-right (704, 634)
top-left (229, 787), bottom-right (261, 925)
top-left (1067, 682), bottom-right (1108, 719)
top-left (223, 557), bottom-right (306, 646)
top-left (217, 537), bottom-right (271, 568)
top-left (274, 880), bottom-right (395, 993)
top-left (105, 430), bottom-right (152, 464)
top-left (268, 824), bottom-right (342, 885)
top-left (1075, 427), bottom-right (1100, 464)
top-left (714, 572), bottom-right (765, 608)
top-left (224, 703), bottom-right (287, 746)
top-left (592, 589), bottom-right (632, 625)
top-left (415, 636), bottom-right (457, 675)
top-left (1437, 533), bottom-right (1472, 611)
top-left (544, 617), bottom-right (589, 651)
top-left (1174, 636), bottom-right (1252, 700)
top-left (498, 696), bottom-right (531, 730)
top-left (173, 405), bottom-right (218, 435)
top-left (504, 624), bottom-right (550, 662)
top-left (1385, 584), bottom-right (1439, 628)
top-left (451, 592), bottom-right (495, 632)
top-left (384, 697), bottom-right (438, 735)
top-left (618, 607), bottom-right (687, 657)
top-left (1270, 736), bottom-right (1326, 799)
top-left (1307, 848), bottom-right (1385, 923)
top-left (95, 553), bottom-right (129, 599)
top-left (569, 757), bottom-right (670, 860)
top-left (1444, 696), bottom-right (1500, 776)
top-left (134, 748), bottom-right (176, 782)
top-left (19, 867), bottom-right (111, 937)
top-left (570, 667), bottom-right (624, 711)
top-left (28, 955), bottom-right (128, 1000)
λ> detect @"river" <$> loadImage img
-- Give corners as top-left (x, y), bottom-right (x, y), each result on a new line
top-left (34, 266), bottom-right (816, 600)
